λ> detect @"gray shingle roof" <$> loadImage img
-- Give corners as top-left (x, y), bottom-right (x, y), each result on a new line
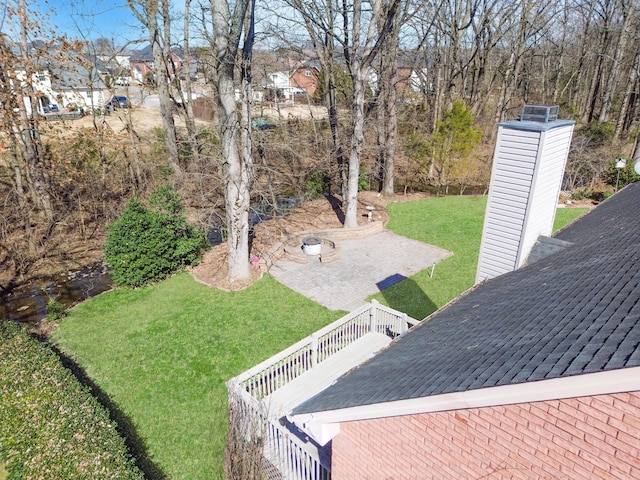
top-left (293, 182), bottom-right (640, 414)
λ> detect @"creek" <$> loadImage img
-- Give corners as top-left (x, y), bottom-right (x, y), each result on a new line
top-left (0, 196), bottom-right (309, 324)
top-left (0, 264), bottom-right (113, 324)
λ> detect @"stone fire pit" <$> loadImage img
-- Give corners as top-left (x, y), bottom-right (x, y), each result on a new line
top-left (302, 237), bottom-right (323, 255)
top-left (283, 236), bottom-right (340, 264)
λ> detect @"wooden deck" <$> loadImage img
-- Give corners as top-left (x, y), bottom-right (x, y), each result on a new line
top-left (263, 331), bottom-right (391, 417)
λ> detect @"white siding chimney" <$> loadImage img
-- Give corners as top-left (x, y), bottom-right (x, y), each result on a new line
top-left (475, 107), bottom-right (575, 284)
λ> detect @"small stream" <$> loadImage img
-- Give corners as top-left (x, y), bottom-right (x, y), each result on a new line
top-left (0, 264), bottom-right (114, 323)
top-left (0, 196), bottom-right (304, 324)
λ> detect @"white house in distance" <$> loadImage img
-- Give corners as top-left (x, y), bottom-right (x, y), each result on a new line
top-left (45, 58), bottom-right (110, 113)
top-left (264, 71), bottom-right (297, 104)
top-left (13, 59), bottom-right (110, 115)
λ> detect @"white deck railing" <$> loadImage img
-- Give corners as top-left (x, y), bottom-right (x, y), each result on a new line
top-left (227, 301), bottom-right (418, 480)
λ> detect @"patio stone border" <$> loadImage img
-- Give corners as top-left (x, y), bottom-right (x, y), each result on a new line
top-left (260, 220), bottom-right (385, 270)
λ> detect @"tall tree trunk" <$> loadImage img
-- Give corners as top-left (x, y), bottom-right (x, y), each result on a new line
top-left (152, 13), bottom-right (181, 176)
top-left (16, 1), bottom-right (53, 222)
top-left (375, 79), bottom-right (397, 196)
top-left (9, 148), bottom-right (36, 254)
top-left (345, 65), bottom-right (365, 228)
top-left (376, 12), bottom-right (400, 196)
top-left (615, 48), bottom-right (640, 138)
top-left (210, 0), bottom-right (253, 283)
top-left (599, 2), bottom-right (633, 123)
top-left (220, 72), bottom-right (251, 281)
top-left (551, 5), bottom-right (568, 104)
top-left (327, 66), bottom-right (347, 196)
top-left (585, 0), bottom-right (615, 123)
top-left (182, 0), bottom-right (199, 156)
top-left (129, 0), bottom-right (181, 176)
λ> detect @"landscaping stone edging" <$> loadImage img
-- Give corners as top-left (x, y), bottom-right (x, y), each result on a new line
top-left (261, 221), bottom-right (385, 270)
top-left (284, 238), bottom-right (339, 264)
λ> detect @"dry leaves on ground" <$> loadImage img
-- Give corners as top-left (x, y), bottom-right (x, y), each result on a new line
top-left (190, 192), bottom-right (396, 291)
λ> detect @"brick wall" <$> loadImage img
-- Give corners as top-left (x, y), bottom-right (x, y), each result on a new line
top-left (290, 69), bottom-right (318, 96)
top-left (332, 391), bottom-right (640, 479)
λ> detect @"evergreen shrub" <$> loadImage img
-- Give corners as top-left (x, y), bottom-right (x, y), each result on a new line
top-left (104, 185), bottom-right (209, 287)
top-left (46, 298), bottom-right (67, 321)
top-left (0, 321), bottom-right (143, 479)
top-left (305, 169), bottom-right (330, 198)
top-left (606, 158), bottom-right (640, 189)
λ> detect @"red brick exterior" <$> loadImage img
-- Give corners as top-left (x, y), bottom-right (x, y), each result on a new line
top-left (332, 391), bottom-right (640, 479)
top-left (290, 67), bottom-right (319, 96)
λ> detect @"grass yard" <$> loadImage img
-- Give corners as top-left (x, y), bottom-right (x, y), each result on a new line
top-left (51, 195), bottom-right (588, 479)
top-left (372, 195), bottom-right (487, 319)
top-left (51, 275), bottom-right (340, 480)
top-left (371, 197), bottom-right (588, 319)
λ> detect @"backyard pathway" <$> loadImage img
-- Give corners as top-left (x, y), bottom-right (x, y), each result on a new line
top-left (269, 230), bottom-right (451, 312)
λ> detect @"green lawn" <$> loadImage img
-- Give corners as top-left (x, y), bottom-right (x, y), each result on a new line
top-left (51, 275), bottom-right (340, 480)
top-left (370, 197), bottom-right (588, 319)
top-left (51, 196), bottom-right (588, 479)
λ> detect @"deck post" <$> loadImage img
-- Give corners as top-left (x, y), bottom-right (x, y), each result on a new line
top-left (370, 300), bottom-right (378, 333)
top-left (311, 334), bottom-right (318, 368)
top-left (401, 313), bottom-right (408, 334)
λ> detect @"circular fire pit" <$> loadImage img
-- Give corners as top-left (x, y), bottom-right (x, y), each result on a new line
top-left (302, 236), bottom-right (322, 255)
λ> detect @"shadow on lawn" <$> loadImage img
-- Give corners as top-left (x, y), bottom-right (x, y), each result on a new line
top-left (51, 345), bottom-right (168, 480)
top-left (377, 275), bottom-right (437, 321)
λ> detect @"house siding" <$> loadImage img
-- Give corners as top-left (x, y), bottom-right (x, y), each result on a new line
top-left (290, 68), bottom-right (319, 96)
top-left (332, 391), bottom-right (640, 479)
top-left (476, 122), bottom-right (574, 283)
top-left (476, 127), bottom-right (538, 282)
top-left (518, 126), bottom-right (574, 266)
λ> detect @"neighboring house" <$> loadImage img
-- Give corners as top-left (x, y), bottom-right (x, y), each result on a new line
top-left (289, 62), bottom-right (320, 96)
top-left (263, 62), bottom-right (319, 104)
top-left (264, 70), bottom-right (291, 102)
top-left (95, 53), bottom-right (130, 74)
top-left (46, 59), bottom-right (109, 112)
top-left (229, 112), bottom-right (640, 478)
top-left (2, 41), bottom-right (89, 115)
top-left (267, 71), bottom-right (290, 91)
top-left (129, 45), bottom-right (184, 85)
top-left (12, 55), bottom-right (108, 114)
top-left (396, 50), bottom-right (432, 94)
top-left (11, 68), bottom-right (53, 115)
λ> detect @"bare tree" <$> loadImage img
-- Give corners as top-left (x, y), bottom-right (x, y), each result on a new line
top-left (615, 47), bottom-right (640, 138)
top-left (277, 0), bottom-right (401, 226)
top-left (181, 0), bottom-right (199, 153)
top-left (341, 0), bottom-right (404, 225)
top-left (493, 0), bottom-right (554, 125)
top-left (267, 0), bottom-right (350, 196)
top-left (0, 2), bottom-right (55, 236)
top-left (128, 0), bottom-right (182, 177)
top-left (208, 0), bottom-right (255, 282)
top-left (599, 0), bottom-right (634, 123)
top-left (374, 0), bottom-right (408, 195)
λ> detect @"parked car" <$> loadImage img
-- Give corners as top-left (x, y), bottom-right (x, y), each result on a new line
top-left (43, 104), bottom-right (59, 113)
top-left (114, 76), bottom-right (130, 86)
top-left (109, 95), bottom-right (131, 109)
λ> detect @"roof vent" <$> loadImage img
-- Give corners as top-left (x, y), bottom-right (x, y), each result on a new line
top-left (521, 104), bottom-right (559, 123)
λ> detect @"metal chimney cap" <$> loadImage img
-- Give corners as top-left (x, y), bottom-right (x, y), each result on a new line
top-left (521, 105), bottom-right (559, 123)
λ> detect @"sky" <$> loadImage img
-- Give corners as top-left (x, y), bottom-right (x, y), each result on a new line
top-left (14, 0), bottom-right (289, 50)
top-left (31, 0), bottom-right (145, 46)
